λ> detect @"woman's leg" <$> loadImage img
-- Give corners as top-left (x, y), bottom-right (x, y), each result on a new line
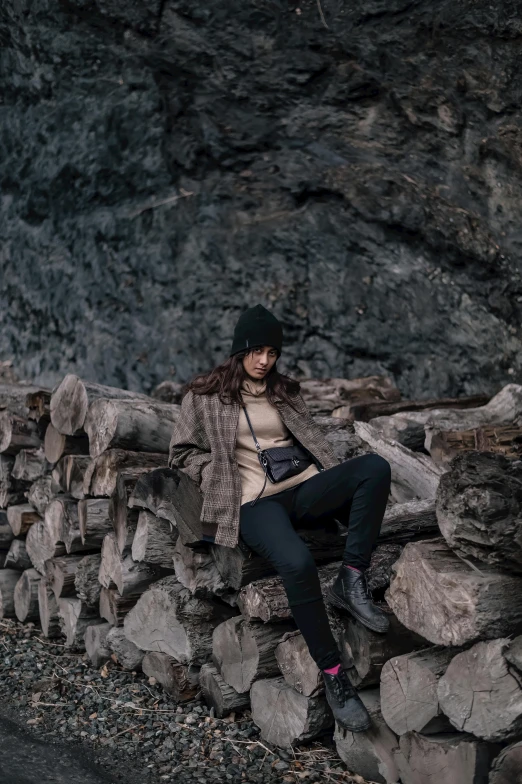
top-left (239, 495), bottom-right (339, 670)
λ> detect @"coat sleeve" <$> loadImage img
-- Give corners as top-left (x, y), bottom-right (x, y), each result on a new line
top-left (168, 390), bottom-right (212, 486)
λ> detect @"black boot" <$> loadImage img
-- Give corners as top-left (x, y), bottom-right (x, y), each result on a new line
top-left (322, 667), bottom-right (371, 732)
top-left (327, 565), bottom-right (390, 633)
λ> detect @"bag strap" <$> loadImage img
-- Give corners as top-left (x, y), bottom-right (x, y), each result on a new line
top-left (241, 405), bottom-right (262, 453)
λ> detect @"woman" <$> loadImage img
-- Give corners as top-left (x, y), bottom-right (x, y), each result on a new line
top-left (168, 304), bottom-right (391, 732)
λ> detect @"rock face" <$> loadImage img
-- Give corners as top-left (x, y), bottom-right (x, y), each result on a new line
top-left (1, 0), bottom-right (521, 394)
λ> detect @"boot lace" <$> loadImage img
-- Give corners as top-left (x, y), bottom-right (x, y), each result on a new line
top-left (327, 668), bottom-right (356, 705)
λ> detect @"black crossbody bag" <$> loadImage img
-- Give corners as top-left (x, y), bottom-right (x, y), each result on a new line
top-left (241, 405), bottom-right (313, 506)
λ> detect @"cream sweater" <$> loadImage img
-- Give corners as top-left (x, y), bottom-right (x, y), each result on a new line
top-left (235, 378), bottom-right (319, 506)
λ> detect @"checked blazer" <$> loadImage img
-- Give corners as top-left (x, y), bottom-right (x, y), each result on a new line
top-left (168, 389), bottom-right (339, 548)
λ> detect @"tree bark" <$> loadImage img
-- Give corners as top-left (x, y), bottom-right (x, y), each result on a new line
top-left (44, 422), bottom-right (89, 464)
top-left (386, 539), bottom-right (522, 646)
top-left (7, 504), bottom-right (40, 537)
top-left (437, 638), bottom-right (522, 742)
top-left (26, 520), bottom-right (66, 573)
top-left (199, 663), bottom-right (250, 718)
top-left (46, 555), bottom-right (85, 598)
top-left (334, 689), bottom-right (400, 784)
top-left (489, 740), bottom-right (522, 784)
top-left (52, 454), bottom-right (91, 499)
top-left (61, 498), bottom-right (95, 555)
top-left (128, 467), bottom-right (203, 547)
top-left (250, 677), bottom-right (332, 748)
top-left (57, 597), bottom-right (101, 649)
top-left (380, 646), bottom-right (457, 735)
top-left (123, 576), bottom-right (235, 665)
top-left (50, 374), bottom-right (151, 436)
top-left (110, 472), bottom-right (140, 554)
top-left (85, 623), bottom-right (112, 668)
top-left (504, 634), bottom-right (522, 674)
top-left (82, 449), bottom-right (167, 498)
top-left (4, 539), bottom-right (32, 571)
top-left (132, 510), bottom-right (178, 568)
top-left (0, 454), bottom-right (25, 508)
top-left (106, 627), bottom-right (144, 670)
top-left (37, 580), bottom-right (61, 638)
top-left (213, 616), bottom-right (294, 694)
top-left (275, 630), bottom-right (321, 697)
top-left (78, 498), bottom-right (112, 547)
top-left (12, 447), bottom-right (50, 482)
top-left (397, 732), bottom-right (500, 784)
top-left (14, 568), bottom-right (41, 622)
top-left (0, 412), bottom-right (41, 454)
top-left (74, 554), bottom-right (102, 607)
top-left (99, 533), bottom-right (160, 596)
top-left (174, 538), bottom-right (233, 601)
top-left (99, 587), bottom-right (141, 626)
top-left (378, 499), bottom-right (438, 543)
top-left (85, 398), bottom-right (180, 458)
top-left (25, 389), bottom-right (51, 423)
top-left (346, 393), bottom-right (490, 423)
top-left (142, 652), bottom-right (199, 701)
top-left (354, 422), bottom-right (445, 503)
top-left (299, 376), bottom-right (400, 416)
top-left (0, 382), bottom-right (48, 418)
top-left (436, 452), bottom-right (522, 573)
top-left (0, 514), bottom-right (15, 549)
top-left (27, 475), bottom-right (54, 516)
top-left (339, 609), bottom-right (426, 688)
top-left (0, 569), bottom-right (21, 619)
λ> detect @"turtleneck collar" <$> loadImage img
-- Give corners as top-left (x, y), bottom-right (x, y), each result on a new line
top-left (241, 376), bottom-right (267, 397)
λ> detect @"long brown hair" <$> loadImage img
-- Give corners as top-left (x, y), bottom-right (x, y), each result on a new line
top-left (187, 350), bottom-right (301, 407)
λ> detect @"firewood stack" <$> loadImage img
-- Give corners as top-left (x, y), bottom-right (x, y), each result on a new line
top-left (2, 373), bottom-right (522, 783)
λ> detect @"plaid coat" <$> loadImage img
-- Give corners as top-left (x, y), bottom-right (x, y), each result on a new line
top-left (168, 389), bottom-right (339, 548)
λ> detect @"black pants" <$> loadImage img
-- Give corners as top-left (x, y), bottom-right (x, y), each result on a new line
top-left (239, 454), bottom-right (391, 670)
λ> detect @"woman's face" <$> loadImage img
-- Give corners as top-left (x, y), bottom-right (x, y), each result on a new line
top-left (242, 345), bottom-right (278, 380)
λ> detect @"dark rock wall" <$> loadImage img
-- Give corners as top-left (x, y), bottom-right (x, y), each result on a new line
top-left (1, 0), bottom-right (521, 396)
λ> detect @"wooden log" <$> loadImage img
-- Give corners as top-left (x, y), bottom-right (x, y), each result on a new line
top-left (0, 569), bottom-right (21, 618)
top-left (437, 638), bottom-right (522, 742)
top-left (6, 504), bottom-right (41, 537)
top-left (83, 449), bottom-right (167, 498)
top-left (74, 554), bottom-right (102, 606)
top-left (238, 545), bottom-right (400, 623)
top-left (339, 609), bottom-right (426, 689)
top-left (151, 380), bottom-right (184, 405)
top-left (0, 412), bottom-right (41, 454)
top-left (128, 467), bottom-right (203, 547)
top-left (37, 580), bottom-right (61, 638)
top-left (61, 455), bottom-right (91, 500)
top-left (132, 510), bottom-right (178, 568)
top-left (50, 373), bottom-right (151, 436)
top-left (345, 393), bottom-right (491, 423)
top-left (429, 424), bottom-right (522, 465)
top-left (106, 627), bottom-right (144, 670)
top-left (110, 472), bottom-right (140, 554)
top-left (505, 634), bottom-right (522, 673)
top-left (58, 597), bottom-right (101, 648)
top-left (212, 525), bottom-right (348, 591)
top-left (44, 422), bottom-right (89, 464)
top-left (354, 422), bottom-right (445, 502)
top-left (84, 623), bottom-right (112, 668)
top-left (397, 731), bottom-right (499, 784)
top-left (85, 398), bottom-right (180, 458)
top-left (27, 475), bottom-right (53, 516)
top-left (61, 499), bottom-right (95, 556)
top-left (46, 555), bottom-right (85, 598)
top-left (174, 538), bottom-right (234, 601)
top-left (199, 663), bottom-right (250, 718)
top-left (299, 376), bottom-right (400, 416)
top-left (25, 389), bottom-right (51, 422)
top-left (124, 576), bottom-right (235, 665)
top-left (313, 416), bottom-right (372, 463)
top-left (213, 616), bottom-right (294, 694)
top-left (378, 499), bottom-right (438, 543)
top-left (334, 689), bottom-right (400, 784)
top-left (12, 447), bottom-right (50, 481)
top-left (98, 533), bottom-right (119, 589)
top-left (142, 652), bottom-right (199, 701)
top-left (99, 533), bottom-right (159, 596)
top-left (26, 520), bottom-right (66, 574)
top-left (99, 587), bottom-right (141, 626)
top-left (489, 740), bottom-right (522, 784)
top-left (386, 539), bottom-right (522, 646)
top-left (0, 515), bottom-right (15, 550)
top-left (436, 452), bottom-right (522, 573)
top-left (250, 677), bottom-right (332, 748)
top-left (4, 539), bottom-right (32, 571)
top-left (0, 455), bottom-right (20, 508)
top-left (78, 498), bottom-right (112, 547)
top-left (275, 630), bottom-right (321, 697)
top-left (1, 382), bottom-right (48, 418)
top-left (14, 568), bottom-right (41, 622)
top-left (380, 646), bottom-right (457, 735)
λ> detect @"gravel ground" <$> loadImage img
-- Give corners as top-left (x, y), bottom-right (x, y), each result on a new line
top-left (0, 620), bottom-right (370, 784)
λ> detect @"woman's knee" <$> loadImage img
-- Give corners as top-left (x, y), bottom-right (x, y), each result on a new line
top-left (280, 548), bottom-right (317, 582)
top-left (355, 453), bottom-right (391, 484)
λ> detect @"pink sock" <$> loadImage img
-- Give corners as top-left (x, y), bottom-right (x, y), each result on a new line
top-left (344, 564), bottom-right (361, 573)
top-left (323, 663), bottom-right (341, 676)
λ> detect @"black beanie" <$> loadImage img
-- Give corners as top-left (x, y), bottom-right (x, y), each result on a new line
top-left (230, 304), bottom-right (283, 357)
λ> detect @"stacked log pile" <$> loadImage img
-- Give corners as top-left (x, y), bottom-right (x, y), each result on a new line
top-left (2, 374), bottom-right (522, 783)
